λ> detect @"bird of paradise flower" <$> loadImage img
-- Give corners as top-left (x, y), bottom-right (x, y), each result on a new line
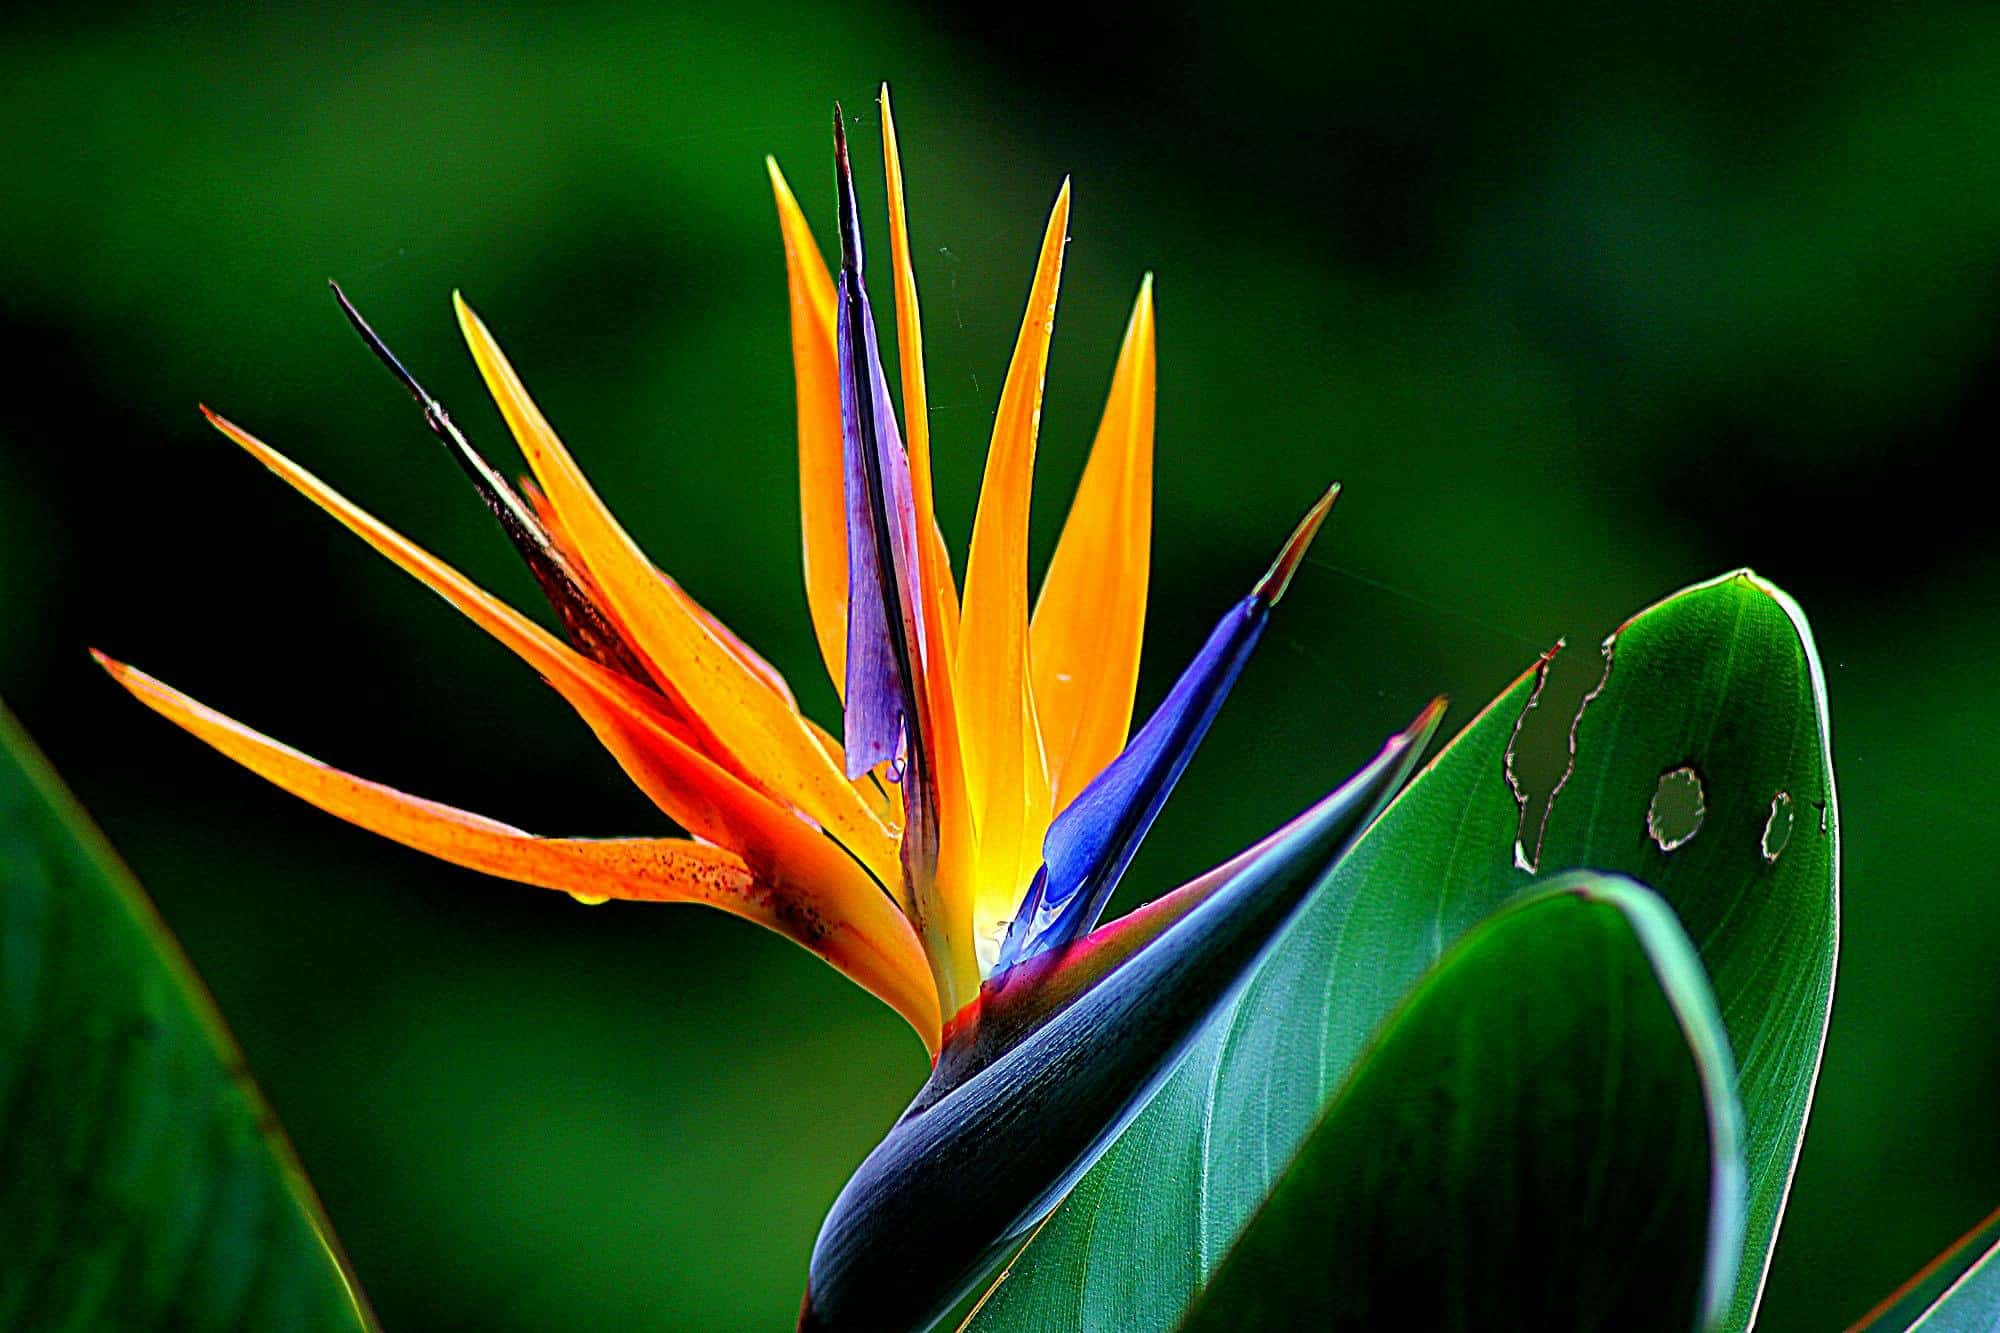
top-left (96, 87), bottom-right (1445, 1332)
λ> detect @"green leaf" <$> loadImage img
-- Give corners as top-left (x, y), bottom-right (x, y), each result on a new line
top-left (1851, 1206), bottom-right (2000, 1333)
top-left (0, 702), bottom-right (374, 1330)
top-left (972, 571), bottom-right (1837, 1333)
top-left (1180, 874), bottom-right (1743, 1333)
top-left (1906, 1239), bottom-right (2000, 1333)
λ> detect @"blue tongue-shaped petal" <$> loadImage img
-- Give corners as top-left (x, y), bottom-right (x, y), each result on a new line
top-left (996, 487), bottom-right (1337, 970)
top-left (832, 110), bottom-right (926, 782)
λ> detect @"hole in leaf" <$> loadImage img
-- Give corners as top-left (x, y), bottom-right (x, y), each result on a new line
top-left (1762, 791), bottom-right (1794, 863)
top-left (1647, 766), bottom-right (1706, 852)
top-left (1505, 636), bottom-right (1613, 872)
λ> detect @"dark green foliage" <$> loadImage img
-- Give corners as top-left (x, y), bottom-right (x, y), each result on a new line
top-left (976, 573), bottom-right (1836, 1332)
top-left (0, 705), bottom-right (371, 1331)
top-left (1183, 876), bottom-right (1738, 1333)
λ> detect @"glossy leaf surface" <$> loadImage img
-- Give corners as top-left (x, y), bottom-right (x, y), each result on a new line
top-left (0, 704), bottom-right (372, 1330)
top-left (1905, 1242), bottom-right (2000, 1333)
top-left (973, 571), bottom-right (1837, 1332)
top-left (1182, 874), bottom-right (1743, 1333)
top-left (1851, 1206), bottom-right (2000, 1333)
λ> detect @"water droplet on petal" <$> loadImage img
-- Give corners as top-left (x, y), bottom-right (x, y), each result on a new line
top-left (569, 891), bottom-right (609, 906)
top-left (1762, 791), bottom-right (1794, 864)
top-left (1648, 766), bottom-right (1706, 852)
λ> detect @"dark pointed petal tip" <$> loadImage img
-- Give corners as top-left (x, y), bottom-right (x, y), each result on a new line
top-left (831, 103), bottom-right (862, 276)
top-left (993, 480), bottom-right (1357, 972)
top-left (327, 279), bottom-right (431, 407)
top-left (1253, 483), bottom-right (1339, 604)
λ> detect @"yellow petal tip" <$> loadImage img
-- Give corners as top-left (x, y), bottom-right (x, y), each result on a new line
top-left (1413, 693), bottom-right (1450, 735)
top-left (1130, 274), bottom-right (1156, 330)
top-left (198, 403), bottom-right (249, 444)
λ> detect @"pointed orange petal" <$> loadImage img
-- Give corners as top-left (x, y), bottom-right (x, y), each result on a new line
top-left (451, 296), bottom-right (901, 890)
top-left (198, 409), bottom-right (912, 924)
top-left (956, 181), bottom-right (1070, 964)
top-left (527, 474), bottom-right (799, 712)
top-left (878, 84), bottom-right (961, 664)
top-left (878, 84), bottom-right (981, 999)
top-left (664, 573), bottom-right (799, 711)
top-left (767, 157), bottom-right (850, 699)
top-left (94, 652), bottom-right (939, 1044)
top-left (1031, 275), bottom-right (1156, 812)
top-left (93, 650), bottom-right (735, 906)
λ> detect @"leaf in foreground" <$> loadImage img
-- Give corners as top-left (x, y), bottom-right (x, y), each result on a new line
top-left (1181, 874), bottom-right (1743, 1333)
top-left (1850, 1205), bottom-right (2000, 1333)
top-left (1903, 1241), bottom-right (2000, 1333)
top-left (0, 703), bottom-right (373, 1330)
top-left (974, 570), bottom-right (1837, 1332)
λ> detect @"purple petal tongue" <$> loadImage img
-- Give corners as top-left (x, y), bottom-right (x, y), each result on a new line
top-left (997, 487), bottom-right (1338, 969)
top-left (832, 109), bottom-right (927, 783)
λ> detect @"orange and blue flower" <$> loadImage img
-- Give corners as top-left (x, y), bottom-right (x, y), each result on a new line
top-left (96, 86), bottom-right (1442, 1332)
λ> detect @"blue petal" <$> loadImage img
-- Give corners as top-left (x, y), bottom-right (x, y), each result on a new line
top-left (997, 487), bottom-right (1338, 969)
top-left (799, 700), bottom-right (1444, 1333)
top-left (832, 111), bottom-right (926, 783)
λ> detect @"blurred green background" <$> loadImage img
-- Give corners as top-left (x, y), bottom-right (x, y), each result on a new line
top-left (3, 3), bottom-right (1996, 1328)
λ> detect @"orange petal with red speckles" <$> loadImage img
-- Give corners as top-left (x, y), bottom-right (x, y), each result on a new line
top-left (450, 296), bottom-right (898, 889)
top-left (198, 409), bottom-right (921, 936)
top-left (94, 651), bottom-right (940, 1043)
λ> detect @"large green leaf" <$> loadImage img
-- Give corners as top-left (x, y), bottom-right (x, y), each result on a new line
top-left (973, 570), bottom-right (1837, 1332)
top-left (1851, 1206), bottom-right (2000, 1333)
top-left (0, 703), bottom-right (373, 1330)
top-left (1181, 874), bottom-right (1743, 1332)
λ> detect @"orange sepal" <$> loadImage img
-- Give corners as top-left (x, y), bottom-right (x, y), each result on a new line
top-left (877, 84), bottom-right (961, 667)
top-left (450, 296), bottom-right (899, 890)
top-left (522, 474), bottom-right (800, 712)
top-left (766, 157), bottom-right (851, 700)
top-left (198, 408), bottom-right (922, 941)
top-left (1031, 275), bottom-right (1156, 812)
top-left (956, 181), bottom-right (1070, 961)
top-left (95, 651), bottom-right (940, 1045)
top-left (877, 85), bottom-right (981, 1001)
